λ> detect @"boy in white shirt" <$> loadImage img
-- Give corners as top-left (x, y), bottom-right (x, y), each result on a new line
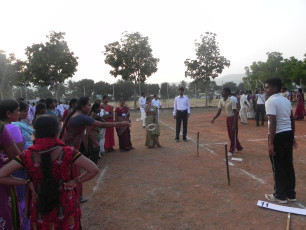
top-left (151, 95), bottom-right (162, 121)
top-left (264, 78), bottom-right (297, 204)
top-left (138, 92), bottom-right (146, 128)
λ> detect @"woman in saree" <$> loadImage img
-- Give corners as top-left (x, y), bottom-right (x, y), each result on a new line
top-left (0, 115), bottom-right (99, 230)
top-left (60, 97), bottom-right (130, 202)
top-left (115, 99), bottom-right (133, 151)
top-left (82, 102), bottom-right (103, 164)
top-left (145, 97), bottom-right (161, 148)
top-left (294, 88), bottom-right (306, 120)
top-left (100, 95), bottom-right (115, 152)
top-left (0, 103), bottom-right (21, 229)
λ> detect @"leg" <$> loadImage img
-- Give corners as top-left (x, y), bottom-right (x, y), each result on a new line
top-left (260, 105), bottom-right (266, 125)
top-left (255, 105), bottom-right (260, 126)
top-left (182, 111), bottom-right (188, 140)
top-left (226, 117), bottom-right (236, 153)
top-left (272, 131), bottom-right (295, 200)
top-left (175, 111), bottom-right (182, 140)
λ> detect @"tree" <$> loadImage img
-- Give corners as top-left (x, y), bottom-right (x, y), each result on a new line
top-left (24, 31), bottom-right (78, 98)
top-left (113, 80), bottom-right (134, 101)
top-left (222, 82), bottom-right (238, 92)
top-left (185, 32), bottom-right (230, 107)
top-left (93, 81), bottom-right (112, 99)
top-left (0, 51), bottom-right (25, 99)
top-left (104, 32), bottom-right (159, 109)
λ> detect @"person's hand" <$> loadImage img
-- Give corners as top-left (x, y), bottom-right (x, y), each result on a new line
top-left (28, 182), bottom-right (38, 201)
top-left (173, 115), bottom-right (176, 119)
top-left (293, 139), bottom-right (298, 149)
top-left (268, 145), bottom-right (275, 156)
top-left (187, 113), bottom-right (190, 118)
top-left (63, 180), bottom-right (77, 191)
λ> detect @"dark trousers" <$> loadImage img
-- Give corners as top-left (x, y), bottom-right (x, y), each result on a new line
top-left (256, 104), bottom-right (265, 125)
top-left (269, 131), bottom-right (295, 200)
top-left (176, 110), bottom-right (188, 140)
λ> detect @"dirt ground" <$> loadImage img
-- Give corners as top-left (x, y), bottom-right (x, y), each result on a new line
top-left (81, 107), bottom-right (306, 230)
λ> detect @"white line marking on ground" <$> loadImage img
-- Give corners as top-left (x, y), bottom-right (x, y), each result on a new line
top-left (297, 202), bottom-right (306, 209)
top-left (88, 165), bottom-right (109, 198)
top-left (159, 120), bottom-right (265, 184)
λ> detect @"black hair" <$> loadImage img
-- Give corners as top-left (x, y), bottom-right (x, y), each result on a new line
top-left (33, 115), bottom-right (60, 215)
top-left (0, 99), bottom-right (19, 120)
top-left (178, 87), bottom-right (184, 91)
top-left (102, 95), bottom-right (109, 100)
top-left (33, 115), bottom-right (59, 138)
top-left (146, 96), bottom-right (152, 101)
top-left (45, 98), bottom-right (54, 110)
top-left (153, 94), bottom-right (157, 97)
top-left (68, 98), bottom-right (78, 109)
top-left (33, 103), bottom-right (47, 123)
top-left (18, 100), bottom-right (29, 111)
top-left (119, 98), bottom-right (125, 102)
top-left (39, 98), bottom-right (46, 104)
top-left (265, 78), bottom-right (282, 92)
top-left (223, 88), bottom-right (231, 95)
top-left (89, 102), bottom-right (101, 116)
top-left (60, 97), bottom-right (90, 139)
top-left (141, 92), bottom-right (145, 96)
top-left (298, 88), bottom-right (305, 102)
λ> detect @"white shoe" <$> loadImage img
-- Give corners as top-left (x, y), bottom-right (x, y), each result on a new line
top-left (265, 194), bottom-right (287, 204)
top-left (227, 152), bottom-right (233, 157)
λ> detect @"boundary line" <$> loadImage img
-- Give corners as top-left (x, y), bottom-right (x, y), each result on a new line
top-left (159, 120), bottom-right (265, 184)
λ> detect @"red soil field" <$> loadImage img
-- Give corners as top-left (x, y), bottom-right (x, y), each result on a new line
top-left (81, 108), bottom-right (306, 230)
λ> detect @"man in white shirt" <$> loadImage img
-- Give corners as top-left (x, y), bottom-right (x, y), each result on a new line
top-left (211, 88), bottom-right (243, 156)
top-left (151, 94), bottom-right (162, 121)
top-left (173, 87), bottom-right (190, 142)
top-left (138, 92), bottom-right (146, 128)
top-left (239, 91), bottom-right (248, 124)
top-left (264, 78), bottom-right (297, 204)
top-left (255, 88), bottom-right (266, 127)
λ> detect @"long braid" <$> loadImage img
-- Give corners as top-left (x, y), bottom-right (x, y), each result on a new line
top-left (59, 107), bottom-right (77, 139)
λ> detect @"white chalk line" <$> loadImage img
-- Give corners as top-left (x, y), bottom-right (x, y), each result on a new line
top-left (159, 120), bottom-right (265, 184)
top-left (88, 165), bottom-right (109, 198)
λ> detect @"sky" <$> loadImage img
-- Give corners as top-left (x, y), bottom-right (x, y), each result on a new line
top-left (1, 0), bottom-right (306, 85)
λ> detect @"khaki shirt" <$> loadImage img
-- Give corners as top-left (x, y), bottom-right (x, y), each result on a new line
top-left (218, 98), bottom-right (236, 117)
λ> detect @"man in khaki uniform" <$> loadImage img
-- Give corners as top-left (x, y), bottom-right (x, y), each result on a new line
top-left (211, 88), bottom-right (243, 156)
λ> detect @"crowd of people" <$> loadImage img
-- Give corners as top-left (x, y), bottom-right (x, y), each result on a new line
top-left (0, 96), bottom-right (131, 229)
top-left (0, 83), bottom-right (304, 229)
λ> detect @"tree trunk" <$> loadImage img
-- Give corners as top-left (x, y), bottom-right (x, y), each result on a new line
top-left (205, 81), bottom-right (208, 107)
top-left (133, 84), bottom-right (137, 110)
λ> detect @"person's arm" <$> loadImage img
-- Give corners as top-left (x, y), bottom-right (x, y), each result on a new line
top-left (211, 109), bottom-right (222, 123)
top-left (0, 159), bottom-right (25, 185)
top-left (3, 142), bottom-right (20, 160)
top-left (91, 120), bottom-right (130, 129)
top-left (63, 155), bottom-right (99, 190)
top-left (267, 115), bottom-right (276, 156)
top-left (173, 98), bottom-right (177, 118)
top-left (187, 98), bottom-right (191, 117)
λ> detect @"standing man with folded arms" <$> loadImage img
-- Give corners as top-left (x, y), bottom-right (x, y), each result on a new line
top-left (173, 87), bottom-right (190, 142)
top-left (139, 92), bottom-right (147, 128)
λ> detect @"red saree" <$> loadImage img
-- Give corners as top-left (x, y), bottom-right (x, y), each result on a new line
top-left (101, 104), bottom-right (115, 151)
top-left (115, 106), bottom-right (132, 151)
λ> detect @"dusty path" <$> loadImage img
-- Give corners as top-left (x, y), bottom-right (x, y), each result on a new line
top-left (81, 108), bottom-right (306, 230)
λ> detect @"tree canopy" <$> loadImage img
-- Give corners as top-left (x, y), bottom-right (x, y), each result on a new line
top-left (244, 52), bottom-right (306, 89)
top-left (185, 32), bottom-right (230, 106)
top-left (104, 31), bottom-right (159, 108)
top-left (24, 31), bottom-right (78, 93)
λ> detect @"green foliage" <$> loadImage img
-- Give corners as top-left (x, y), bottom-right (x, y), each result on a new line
top-left (222, 81), bottom-right (238, 92)
top-left (244, 52), bottom-right (306, 89)
top-left (138, 82), bottom-right (160, 96)
top-left (0, 51), bottom-right (28, 99)
top-left (93, 81), bottom-right (112, 99)
top-left (113, 80), bottom-right (134, 101)
top-left (104, 31), bottom-right (159, 108)
top-left (24, 31), bottom-right (78, 89)
top-left (185, 32), bottom-right (230, 106)
top-left (185, 32), bottom-right (230, 82)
